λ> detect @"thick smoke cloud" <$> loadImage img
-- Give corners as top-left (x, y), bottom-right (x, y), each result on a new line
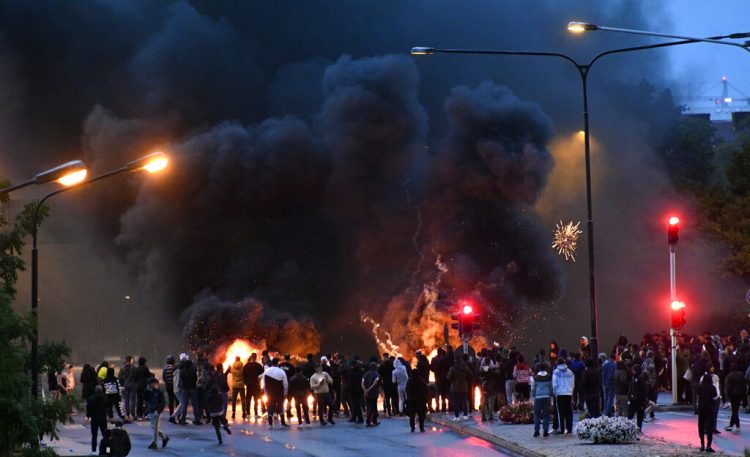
top-left (6, 1), bottom-right (736, 361)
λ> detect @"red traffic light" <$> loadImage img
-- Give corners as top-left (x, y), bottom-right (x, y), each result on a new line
top-left (462, 304), bottom-right (473, 315)
top-left (668, 216), bottom-right (680, 245)
top-left (670, 300), bottom-right (686, 329)
top-left (670, 300), bottom-right (685, 311)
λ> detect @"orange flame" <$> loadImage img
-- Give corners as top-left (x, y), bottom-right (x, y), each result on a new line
top-left (221, 339), bottom-right (265, 371)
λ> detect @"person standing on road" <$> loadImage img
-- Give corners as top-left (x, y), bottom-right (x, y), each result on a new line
top-left (513, 355), bottom-right (531, 402)
top-left (310, 363), bottom-right (335, 426)
top-left (103, 367), bottom-right (125, 422)
top-left (627, 365), bottom-right (647, 432)
top-left (478, 357), bottom-right (500, 422)
top-left (85, 385), bottom-right (108, 454)
top-left (724, 362), bottom-right (746, 432)
top-left (243, 353), bottom-right (264, 418)
top-left (289, 368), bottom-right (311, 427)
top-left (80, 364), bottom-right (98, 402)
top-left (134, 357), bottom-right (152, 421)
top-left (581, 359), bottom-right (601, 418)
top-left (392, 358), bottom-right (409, 415)
top-left (379, 354), bottom-right (396, 417)
top-left (552, 358), bottom-right (574, 434)
top-left (280, 354), bottom-right (296, 420)
top-left (168, 354), bottom-right (184, 424)
top-left (600, 353), bottom-right (616, 416)
top-left (144, 377), bottom-right (169, 449)
top-left (179, 356), bottom-right (201, 425)
top-left (405, 370), bottom-right (428, 432)
top-left (119, 356), bottom-right (136, 422)
top-left (697, 372), bottom-right (718, 452)
top-left (531, 362), bottom-right (552, 437)
top-left (613, 360), bottom-right (629, 417)
top-left (263, 358), bottom-right (289, 428)
top-left (447, 355), bottom-right (472, 421)
top-left (701, 365), bottom-right (721, 434)
top-left (162, 355), bottom-right (178, 417)
top-left (362, 362), bottom-right (381, 426)
top-left (348, 357), bottom-right (366, 424)
top-left (227, 356), bottom-right (245, 420)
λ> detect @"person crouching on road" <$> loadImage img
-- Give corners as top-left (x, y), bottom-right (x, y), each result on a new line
top-left (144, 377), bottom-right (169, 449)
top-left (531, 362), bottom-right (552, 437)
top-left (263, 358), bottom-right (289, 428)
top-left (310, 363), bottom-right (336, 426)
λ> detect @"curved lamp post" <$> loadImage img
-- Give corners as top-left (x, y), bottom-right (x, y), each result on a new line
top-left (570, 21), bottom-right (750, 404)
top-left (0, 161), bottom-right (88, 197)
top-left (411, 35), bottom-right (718, 363)
top-left (30, 151), bottom-right (168, 398)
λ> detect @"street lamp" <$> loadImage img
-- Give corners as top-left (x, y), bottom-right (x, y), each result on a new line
top-left (0, 160), bottom-right (88, 197)
top-left (30, 151), bottom-right (168, 398)
top-left (411, 37), bottom-right (707, 362)
top-left (568, 22), bottom-right (750, 54)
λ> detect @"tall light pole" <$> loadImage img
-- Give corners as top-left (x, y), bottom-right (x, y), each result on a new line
top-left (567, 22), bottom-right (750, 54)
top-left (411, 36), bottom-right (714, 362)
top-left (30, 151), bottom-right (168, 398)
top-left (0, 161), bottom-right (88, 197)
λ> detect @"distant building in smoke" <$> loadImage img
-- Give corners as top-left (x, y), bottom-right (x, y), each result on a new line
top-left (682, 75), bottom-right (750, 144)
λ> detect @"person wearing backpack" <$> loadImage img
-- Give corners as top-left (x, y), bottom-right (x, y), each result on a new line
top-left (101, 421), bottom-right (131, 457)
top-left (103, 367), bottom-right (125, 423)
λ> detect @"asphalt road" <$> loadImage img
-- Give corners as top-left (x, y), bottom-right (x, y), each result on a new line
top-left (51, 413), bottom-right (513, 457)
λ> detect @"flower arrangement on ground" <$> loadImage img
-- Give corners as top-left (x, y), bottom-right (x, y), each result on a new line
top-left (575, 416), bottom-right (639, 444)
top-left (499, 401), bottom-right (534, 424)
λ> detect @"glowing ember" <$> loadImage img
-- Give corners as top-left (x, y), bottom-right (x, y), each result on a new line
top-left (222, 339), bottom-right (263, 371)
top-left (552, 220), bottom-right (582, 261)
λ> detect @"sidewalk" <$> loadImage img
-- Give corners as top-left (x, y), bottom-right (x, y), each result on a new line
top-left (430, 412), bottom-right (734, 457)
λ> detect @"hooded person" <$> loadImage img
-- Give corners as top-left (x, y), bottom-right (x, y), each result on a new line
top-left (552, 358), bottom-right (574, 434)
top-left (391, 358), bottom-right (409, 415)
top-left (86, 385), bottom-right (108, 454)
top-left (531, 362), bottom-right (552, 437)
top-left (262, 358), bottom-right (289, 428)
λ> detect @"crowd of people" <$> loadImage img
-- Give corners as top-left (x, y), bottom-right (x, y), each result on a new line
top-left (50, 327), bottom-right (750, 455)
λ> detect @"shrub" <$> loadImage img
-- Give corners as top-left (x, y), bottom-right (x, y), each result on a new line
top-left (575, 416), bottom-right (639, 444)
top-left (499, 401), bottom-right (534, 424)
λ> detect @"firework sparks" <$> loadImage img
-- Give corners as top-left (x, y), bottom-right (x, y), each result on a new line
top-left (552, 220), bottom-right (582, 261)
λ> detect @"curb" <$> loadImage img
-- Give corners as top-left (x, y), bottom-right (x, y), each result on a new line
top-left (429, 415), bottom-right (544, 457)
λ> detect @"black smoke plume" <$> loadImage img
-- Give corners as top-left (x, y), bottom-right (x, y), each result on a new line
top-left (5, 1), bottom-right (735, 360)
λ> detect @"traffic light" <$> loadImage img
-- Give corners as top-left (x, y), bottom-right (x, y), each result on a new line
top-left (668, 216), bottom-right (680, 246)
top-left (459, 301), bottom-right (481, 337)
top-left (450, 313), bottom-right (462, 334)
top-left (670, 300), bottom-right (686, 329)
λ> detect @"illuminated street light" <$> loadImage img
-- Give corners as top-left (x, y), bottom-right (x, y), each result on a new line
top-left (30, 151), bottom-right (168, 398)
top-left (411, 33), bottom-right (711, 365)
top-left (567, 22), bottom-right (750, 54)
top-left (0, 160), bottom-right (88, 197)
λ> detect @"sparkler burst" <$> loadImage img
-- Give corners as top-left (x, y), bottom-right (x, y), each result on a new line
top-left (552, 220), bottom-right (582, 261)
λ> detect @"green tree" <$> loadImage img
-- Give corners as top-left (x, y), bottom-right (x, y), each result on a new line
top-left (658, 116), bottom-right (716, 190)
top-left (0, 188), bottom-right (74, 457)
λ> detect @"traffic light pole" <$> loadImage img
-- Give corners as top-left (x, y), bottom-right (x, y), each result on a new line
top-left (670, 243), bottom-right (678, 405)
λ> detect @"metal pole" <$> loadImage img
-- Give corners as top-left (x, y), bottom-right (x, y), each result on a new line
top-left (579, 68), bottom-right (599, 361)
top-left (30, 229), bottom-right (39, 399)
top-left (670, 244), bottom-right (678, 404)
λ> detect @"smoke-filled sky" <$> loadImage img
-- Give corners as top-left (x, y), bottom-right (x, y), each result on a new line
top-left (3, 1), bottom-right (747, 362)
